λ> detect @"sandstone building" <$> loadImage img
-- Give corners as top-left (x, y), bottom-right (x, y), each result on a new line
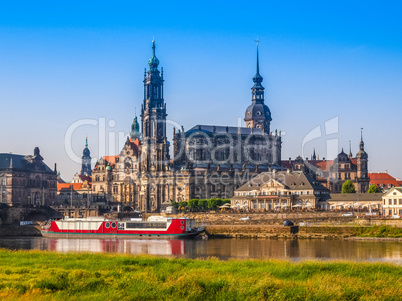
top-left (0, 147), bottom-right (57, 206)
top-left (91, 41), bottom-right (282, 212)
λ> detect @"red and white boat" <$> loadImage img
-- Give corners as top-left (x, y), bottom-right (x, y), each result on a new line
top-left (41, 216), bottom-right (204, 239)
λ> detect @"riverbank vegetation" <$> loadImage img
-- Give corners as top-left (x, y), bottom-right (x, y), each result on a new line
top-left (354, 225), bottom-right (402, 238)
top-left (0, 250), bottom-right (400, 300)
top-left (171, 198), bottom-right (231, 212)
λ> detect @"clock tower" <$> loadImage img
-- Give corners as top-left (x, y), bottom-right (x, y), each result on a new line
top-left (244, 41), bottom-right (272, 133)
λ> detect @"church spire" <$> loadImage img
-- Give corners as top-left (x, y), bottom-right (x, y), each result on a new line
top-left (359, 128), bottom-right (364, 151)
top-left (244, 39), bottom-right (272, 133)
top-left (349, 140), bottom-right (352, 158)
top-left (252, 39), bottom-right (263, 89)
top-left (256, 38), bottom-right (260, 76)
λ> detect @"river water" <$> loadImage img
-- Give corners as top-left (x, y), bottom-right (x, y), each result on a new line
top-left (0, 237), bottom-right (401, 264)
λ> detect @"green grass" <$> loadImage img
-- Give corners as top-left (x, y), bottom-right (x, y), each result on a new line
top-left (354, 226), bottom-right (402, 238)
top-left (0, 249), bottom-right (401, 300)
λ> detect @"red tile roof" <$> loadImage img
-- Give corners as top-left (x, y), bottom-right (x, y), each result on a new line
top-left (57, 181), bottom-right (92, 191)
top-left (103, 155), bottom-right (119, 166)
top-left (310, 160), bottom-right (334, 172)
top-left (369, 172), bottom-right (402, 187)
top-left (57, 183), bottom-right (83, 191)
top-left (130, 138), bottom-right (140, 146)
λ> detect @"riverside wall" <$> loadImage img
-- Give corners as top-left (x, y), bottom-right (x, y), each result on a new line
top-left (162, 212), bottom-right (402, 239)
top-left (164, 212), bottom-right (402, 227)
top-left (0, 224), bottom-right (41, 237)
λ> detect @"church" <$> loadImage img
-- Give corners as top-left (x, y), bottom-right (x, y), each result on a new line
top-left (91, 41), bottom-right (282, 212)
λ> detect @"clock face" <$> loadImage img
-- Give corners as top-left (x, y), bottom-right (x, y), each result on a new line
top-left (247, 112), bottom-right (251, 117)
top-left (256, 111), bottom-right (262, 116)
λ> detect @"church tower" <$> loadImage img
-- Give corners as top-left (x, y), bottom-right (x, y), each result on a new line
top-left (244, 41), bottom-right (272, 133)
top-left (139, 40), bottom-right (170, 213)
top-left (140, 40), bottom-right (169, 172)
top-left (81, 137), bottom-right (92, 176)
top-left (356, 129), bottom-right (369, 192)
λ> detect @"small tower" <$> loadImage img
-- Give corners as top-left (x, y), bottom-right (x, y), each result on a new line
top-left (348, 140), bottom-right (353, 160)
top-left (81, 137), bottom-right (92, 176)
top-left (356, 128), bottom-right (369, 192)
top-left (244, 39), bottom-right (272, 133)
top-left (130, 114), bottom-right (141, 141)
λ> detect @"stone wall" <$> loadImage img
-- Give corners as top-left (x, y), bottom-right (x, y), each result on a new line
top-left (0, 207), bottom-right (22, 225)
top-left (164, 212), bottom-right (358, 226)
top-left (0, 224), bottom-right (41, 236)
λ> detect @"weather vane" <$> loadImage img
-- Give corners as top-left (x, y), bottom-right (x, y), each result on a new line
top-left (255, 36), bottom-right (259, 47)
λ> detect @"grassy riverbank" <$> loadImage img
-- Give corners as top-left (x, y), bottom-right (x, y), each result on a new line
top-left (354, 225), bottom-right (402, 238)
top-left (0, 250), bottom-right (401, 300)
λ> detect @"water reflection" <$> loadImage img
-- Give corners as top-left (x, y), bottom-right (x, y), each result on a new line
top-left (0, 237), bottom-right (400, 264)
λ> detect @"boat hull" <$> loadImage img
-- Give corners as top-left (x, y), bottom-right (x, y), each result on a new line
top-left (41, 218), bottom-right (204, 239)
top-left (41, 230), bottom-right (204, 239)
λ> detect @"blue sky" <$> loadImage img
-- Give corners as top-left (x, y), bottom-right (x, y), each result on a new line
top-left (0, 1), bottom-right (401, 180)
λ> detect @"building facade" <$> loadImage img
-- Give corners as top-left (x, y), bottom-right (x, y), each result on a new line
top-left (91, 41), bottom-right (282, 212)
top-left (382, 187), bottom-right (402, 216)
top-left (231, 170), bottom-right (330, 210)
top-left (0, 147), bottom-right (57, 206)
top-left (282, 133), bottom-right (370, 193)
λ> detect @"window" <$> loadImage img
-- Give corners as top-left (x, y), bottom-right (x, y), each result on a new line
top-left (394, 199), bottom-right (397, 205)
top-left (389, 199), bottom-right (392, 205)
top-left (399, 199), bottom-right (402, 205)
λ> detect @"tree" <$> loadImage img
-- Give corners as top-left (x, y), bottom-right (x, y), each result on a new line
top-left (178, 201), bottom-right (188, 212)
top-left (341, 180), bottom-right (356, 193)
top-left (188, 199), bottom-right (198, 211)
top-left (207, 198), bottom-right (219, 210)
top-left (367, 184), bottom-right (381, 193)
top-left (197, 199), bottom-right (208, 211)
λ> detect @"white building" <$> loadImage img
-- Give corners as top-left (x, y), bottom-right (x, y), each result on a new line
top-left (382, 187), bottom-right (402, 216)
